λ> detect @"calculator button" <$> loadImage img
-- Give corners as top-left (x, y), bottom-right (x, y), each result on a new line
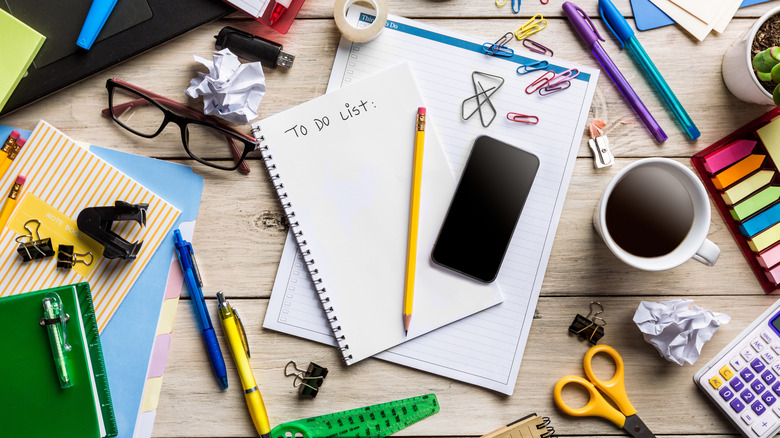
top-left (720, 386), bottom-right (735, 401)
top-left (753, 417), bottom-right (776, 435)
top-left (773, 382), bottom-right (780, 396)
top-left (733, 377), bottom-right (746, 392)
top-left (773, 362), bottom-right (780, 376)
top-left (720, 365), bottom-right (735, 380)
top-left (743, 389), bottom-right (758, 404)
top-left (743, 368), bottom-right (757, 383)
top-left (773, 343), bottom-right (780, 356)
top-left (764, 371), bottom-right (777, 385)
top-left (744, 348), bottom-right (758, 362)
top-left (774, 404), bottom-right (780, 417)
top-left (753, 359), bottom-right (767, 374)
top-left (753, 338), bottom-right (767, 353)
top-left (762, 331), bottom-right (775, 344)
top-left (733, 356), bottom-right (748, 371)
top-left (763, 351), bottom-right (778, 365)
top-left (732, 399), bottom-right (747, 413)
top-left (743, 410), bottom-right (758, 425)
top-left (753, 401), bottom-right (768, 416)
top-left (752, 380), bottom-right (767, 395)
top-left (763, 391), bottom-right (777, 407)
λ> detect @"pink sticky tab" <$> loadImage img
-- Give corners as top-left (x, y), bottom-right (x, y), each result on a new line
top-left (703, 139), bottom-right (757, 174)
top-left (758, 244), bottom-right (780, 269)
top-left (766, 264), bottom-right (780, 284)
top-left (147, 333), bottom-right (172, 378)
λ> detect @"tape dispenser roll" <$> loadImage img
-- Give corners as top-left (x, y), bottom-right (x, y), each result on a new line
top-left (333, 0), bottom-right (388, 43)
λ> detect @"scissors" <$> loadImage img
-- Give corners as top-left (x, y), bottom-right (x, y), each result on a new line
top-left (553, 345), bottom-right (656, 438)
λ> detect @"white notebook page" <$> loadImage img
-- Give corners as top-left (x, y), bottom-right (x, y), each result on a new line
top-left (263, 11), bottom-right (599, 394)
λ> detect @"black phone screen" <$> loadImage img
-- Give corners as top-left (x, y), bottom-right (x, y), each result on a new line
top-left (431, 135), bottom-right (539, 283)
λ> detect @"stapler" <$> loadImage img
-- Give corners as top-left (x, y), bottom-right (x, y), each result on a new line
top-left (77, 201), bottom-right (148, 260)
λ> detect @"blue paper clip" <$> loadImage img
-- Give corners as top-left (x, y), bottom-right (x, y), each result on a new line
top-left (512, 0), bottom-right (520, 13)
top-left (516, 60), bottom-right (549, 75)
top-left (482, 32), bottom-right (515, 57)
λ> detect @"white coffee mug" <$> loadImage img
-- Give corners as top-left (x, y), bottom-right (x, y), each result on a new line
top-left (593, 158), bottom-right (720, 271)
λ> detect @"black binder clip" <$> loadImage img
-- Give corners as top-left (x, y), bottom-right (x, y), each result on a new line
top-left (568, 302), bottom-right (606, 344)
top-left (56, 245), bottom-right (94, 270)
top-left (76, 201), bottom-right (148, 260)
top-left (16, 219), bottom-right (55, 262)
top-left (284, 360), bottom-right (328, 398)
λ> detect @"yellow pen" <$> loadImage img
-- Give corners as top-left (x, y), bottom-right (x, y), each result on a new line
top-left (216, 292), bottom-right (271, 438)
top-left (403, 107), bottom-right (426, 335)
top-left (0, 174), bottom-right (26, 230)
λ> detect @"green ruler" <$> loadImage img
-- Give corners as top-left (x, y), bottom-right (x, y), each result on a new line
top-left (270, 394), bottom-right (440, 438)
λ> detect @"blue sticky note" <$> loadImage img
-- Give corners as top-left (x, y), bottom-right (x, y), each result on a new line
top-left (630, 0), bottom-right (772, 32)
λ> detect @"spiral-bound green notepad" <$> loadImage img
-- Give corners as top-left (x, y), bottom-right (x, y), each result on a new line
top-left (0, 9), bottom-right (45, 112)
top-left (0, 283), bottom-right (117, 437)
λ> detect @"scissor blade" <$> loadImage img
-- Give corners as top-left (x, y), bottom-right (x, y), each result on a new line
top-left (623, 415), bottom-right (656, 438)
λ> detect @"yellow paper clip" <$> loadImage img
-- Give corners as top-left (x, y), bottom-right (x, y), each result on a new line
top-left (515, 14), bottom-right (548, 40)
top-left (496, 0), bottom-right (507, 5)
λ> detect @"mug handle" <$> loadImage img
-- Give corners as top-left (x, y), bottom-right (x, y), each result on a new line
top-left (692, 239), bottom-right (720, 267)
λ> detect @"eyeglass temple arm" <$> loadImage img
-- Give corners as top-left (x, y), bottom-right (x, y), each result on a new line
top-left (102, 97), bottom-right (251, 174)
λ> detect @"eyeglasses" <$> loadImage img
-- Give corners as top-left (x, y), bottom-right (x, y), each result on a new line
top-left (103, 78), bottom-right (259, 172)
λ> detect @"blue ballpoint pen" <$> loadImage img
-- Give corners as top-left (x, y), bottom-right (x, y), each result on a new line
top-left (598, 0), bottom-right (700, 140)
top-left (174, 229), bottom-right (229, 389)
top-left (77, 0), bottom-right (119, 50)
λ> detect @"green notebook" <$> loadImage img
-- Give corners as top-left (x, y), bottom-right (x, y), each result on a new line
top-left (0, 283), bottom-right (117, 437)
top-left (0, 8), bottom-right (45, 112)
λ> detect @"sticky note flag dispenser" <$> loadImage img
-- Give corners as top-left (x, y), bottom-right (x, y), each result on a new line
top-left (691, 107), bottom-right (780, 292)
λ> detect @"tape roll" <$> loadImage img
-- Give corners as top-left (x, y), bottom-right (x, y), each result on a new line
top-left (333, 0), bottom-right (388, 43)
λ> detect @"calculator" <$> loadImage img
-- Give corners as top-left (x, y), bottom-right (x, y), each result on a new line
top-left (695, 298), bottom-right (780, 437)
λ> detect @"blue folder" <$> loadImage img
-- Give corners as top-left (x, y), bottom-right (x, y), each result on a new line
top-left (0, 125), bottom-right (204, 438)
top-left (630, 0), bottom-right (772, 32)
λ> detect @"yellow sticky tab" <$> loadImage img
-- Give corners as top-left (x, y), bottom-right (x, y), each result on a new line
top-left (719, 365), bottom-right (734, 380)
top-left (141, 376), bottom-right (164, 412)
top-left (156, 298), bottom-right (179, 335)
top-left (709, 375), bottom-right (723, 389)
top-left (8, 193), bottom-right (103, 277)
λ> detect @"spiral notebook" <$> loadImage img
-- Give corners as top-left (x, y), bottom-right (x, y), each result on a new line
top-left (252, 63), bottom-right (503, 364)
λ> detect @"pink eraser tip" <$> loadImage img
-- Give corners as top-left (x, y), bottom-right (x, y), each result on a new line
top-left (16, 138), bottom-right (25, 146)
top-left (15, 175), bottom-right (25, 184)
top-left (418, 107), bottom-right (426, 114)
top-left (9, 130), bottom-right (19, 139)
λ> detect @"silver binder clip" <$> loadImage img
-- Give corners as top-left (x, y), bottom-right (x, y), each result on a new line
top-left (588, 120), bottom-right (614, 168)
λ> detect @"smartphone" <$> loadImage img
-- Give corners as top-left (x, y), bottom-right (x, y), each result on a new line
top-left (432, 135), bottom-right (539, 283)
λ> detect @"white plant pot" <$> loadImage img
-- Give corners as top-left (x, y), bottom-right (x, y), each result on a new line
top-left (722, 5), bottom-right (780, 105)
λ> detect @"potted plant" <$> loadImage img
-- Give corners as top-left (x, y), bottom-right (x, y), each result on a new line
top-left (722, 5), bottom-right (780, 105)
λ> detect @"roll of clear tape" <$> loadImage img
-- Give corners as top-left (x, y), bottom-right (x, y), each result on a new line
top-left (333, 0), bottom-right (388, 43)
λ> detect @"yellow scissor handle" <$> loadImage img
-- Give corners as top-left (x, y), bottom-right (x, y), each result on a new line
top-left (554, 376), bottom-right (626, 427)
top-left (583, 344), bottom-right (637, 417)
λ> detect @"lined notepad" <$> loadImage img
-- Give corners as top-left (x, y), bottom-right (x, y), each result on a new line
top-left (263, 11), bottom-right (599, 394)
top-left (0, 121), bottom-right (179, 331)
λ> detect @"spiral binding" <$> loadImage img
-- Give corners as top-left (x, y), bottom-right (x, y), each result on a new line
top-left (253, 125), bottom-right (353, 362)
top-left (539, 416), bottom-right (555, 438)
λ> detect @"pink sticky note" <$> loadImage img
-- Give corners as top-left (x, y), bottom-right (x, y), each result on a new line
top-left (703, 139), bottom-right (757, 174)
top-left (758, 244), bottom-right (780, 269)
top-left (766, 264), bottom-right (780, 285)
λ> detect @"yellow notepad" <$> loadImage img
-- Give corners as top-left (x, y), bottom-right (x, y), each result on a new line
top-left (0, 9), bottom-right (45, 112)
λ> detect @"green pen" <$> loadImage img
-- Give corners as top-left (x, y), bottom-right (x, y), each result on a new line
top-left (40, 293), bottom-right (73, 389)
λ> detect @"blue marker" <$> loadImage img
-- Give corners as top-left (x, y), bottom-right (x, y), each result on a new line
top-left (77, 0), bottom-right (119, 50)
top-left (598, 0), bottom-right (700, 140)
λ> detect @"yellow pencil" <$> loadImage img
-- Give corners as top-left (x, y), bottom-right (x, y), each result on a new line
top-left (404, 107), bottom-right (426, 335)
top-left (0, 174), bottom-right (26, 230)
top-left (0, 136), bottom-right (25, 182)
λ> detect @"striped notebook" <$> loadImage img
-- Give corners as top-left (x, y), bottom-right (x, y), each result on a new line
top-left (0, 120), bottom-right (179, 331)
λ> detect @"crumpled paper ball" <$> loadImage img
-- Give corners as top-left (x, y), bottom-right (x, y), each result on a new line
top-left (185, 48), bottom-right (266, 125)
top-left (633, 299), bottom-right (730, 366)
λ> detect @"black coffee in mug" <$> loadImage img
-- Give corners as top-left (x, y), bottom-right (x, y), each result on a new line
top-left (605, 166), bottom-right (695, 257)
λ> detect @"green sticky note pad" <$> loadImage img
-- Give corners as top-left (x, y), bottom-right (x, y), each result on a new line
top-left (732, 186), bottom-right (780, 221)
top-left (0, 9), bottom-right (45, 112)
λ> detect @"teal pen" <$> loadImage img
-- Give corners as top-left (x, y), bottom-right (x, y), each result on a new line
top-left (598, 0), bottom-right (700, 140)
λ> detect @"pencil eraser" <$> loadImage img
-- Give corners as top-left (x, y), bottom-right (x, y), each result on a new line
top-left (16, 138), bottom-right (26, 146)
top-left (15, 175), bottom-right (25, 185)
top-left (9, 130), bottom-right (19, 140)
top-left (418, 107), bottom-right (426, 114)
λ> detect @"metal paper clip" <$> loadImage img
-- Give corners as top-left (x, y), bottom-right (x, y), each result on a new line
top-left (515, 14), bottom-right (547, 40)
top-left (547, 68), bottom-right (579, 87)
top-left (588, 119), bottom-right (614, 168)
top-left (525, 70), bottom-right (555, 94)
top-left (507, 112), bottom-right (539, 124)
top-left (539, 80), bottom-right (571, 96)
top-left (56, 245), bottom-right (94, 269)
top-left (16, 219), bottom-right (55, 262)
top-left (568, 302), bottom-right (606, 344)
top-left (285, 360), bottom-right (329, 397)
top-left (522, 39), bottom-right (553, 57)
top-left (462, 71), bottom-right (504, 128)
top-left (516, 59), bottom-right (549, 75)
top-left (483, 32), bottom-right (514, 57)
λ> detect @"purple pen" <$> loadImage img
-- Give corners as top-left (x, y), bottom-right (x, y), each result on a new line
top-left (562, 2), bottom-right (667, 143)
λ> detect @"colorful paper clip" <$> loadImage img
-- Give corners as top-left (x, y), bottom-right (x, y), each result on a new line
top-left (462, 71), bottom-right (504, 128)
top-left (547, 68), bottom-right (580, 87)
top-left (525, 70), bottom-right (555, 94)
top-left (507, 113), bottom-right (539, 124)
top-left (539, 81), bottom-right (571, 95)
top-left (522, 38), bottom-right (553, 57)
top-left (540, 0), bottom-right (549, 4)
top-left (516, 59), bottom-right (549, 75)
top-left (482, 32), bottom-right (514, 57)
top-left (495, 0), bottom-right (520, 13)
top-left (515, 14), bottom-right (547, 40)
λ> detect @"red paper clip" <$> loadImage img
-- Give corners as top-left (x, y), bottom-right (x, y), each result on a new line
top-left (525, 70), bottom-right (555, 94)
top-left (507, 113), bottom-right (539, 124)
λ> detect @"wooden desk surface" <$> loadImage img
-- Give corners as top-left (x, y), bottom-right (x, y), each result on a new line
top-left (2, 1), bottom-right (780, 436)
